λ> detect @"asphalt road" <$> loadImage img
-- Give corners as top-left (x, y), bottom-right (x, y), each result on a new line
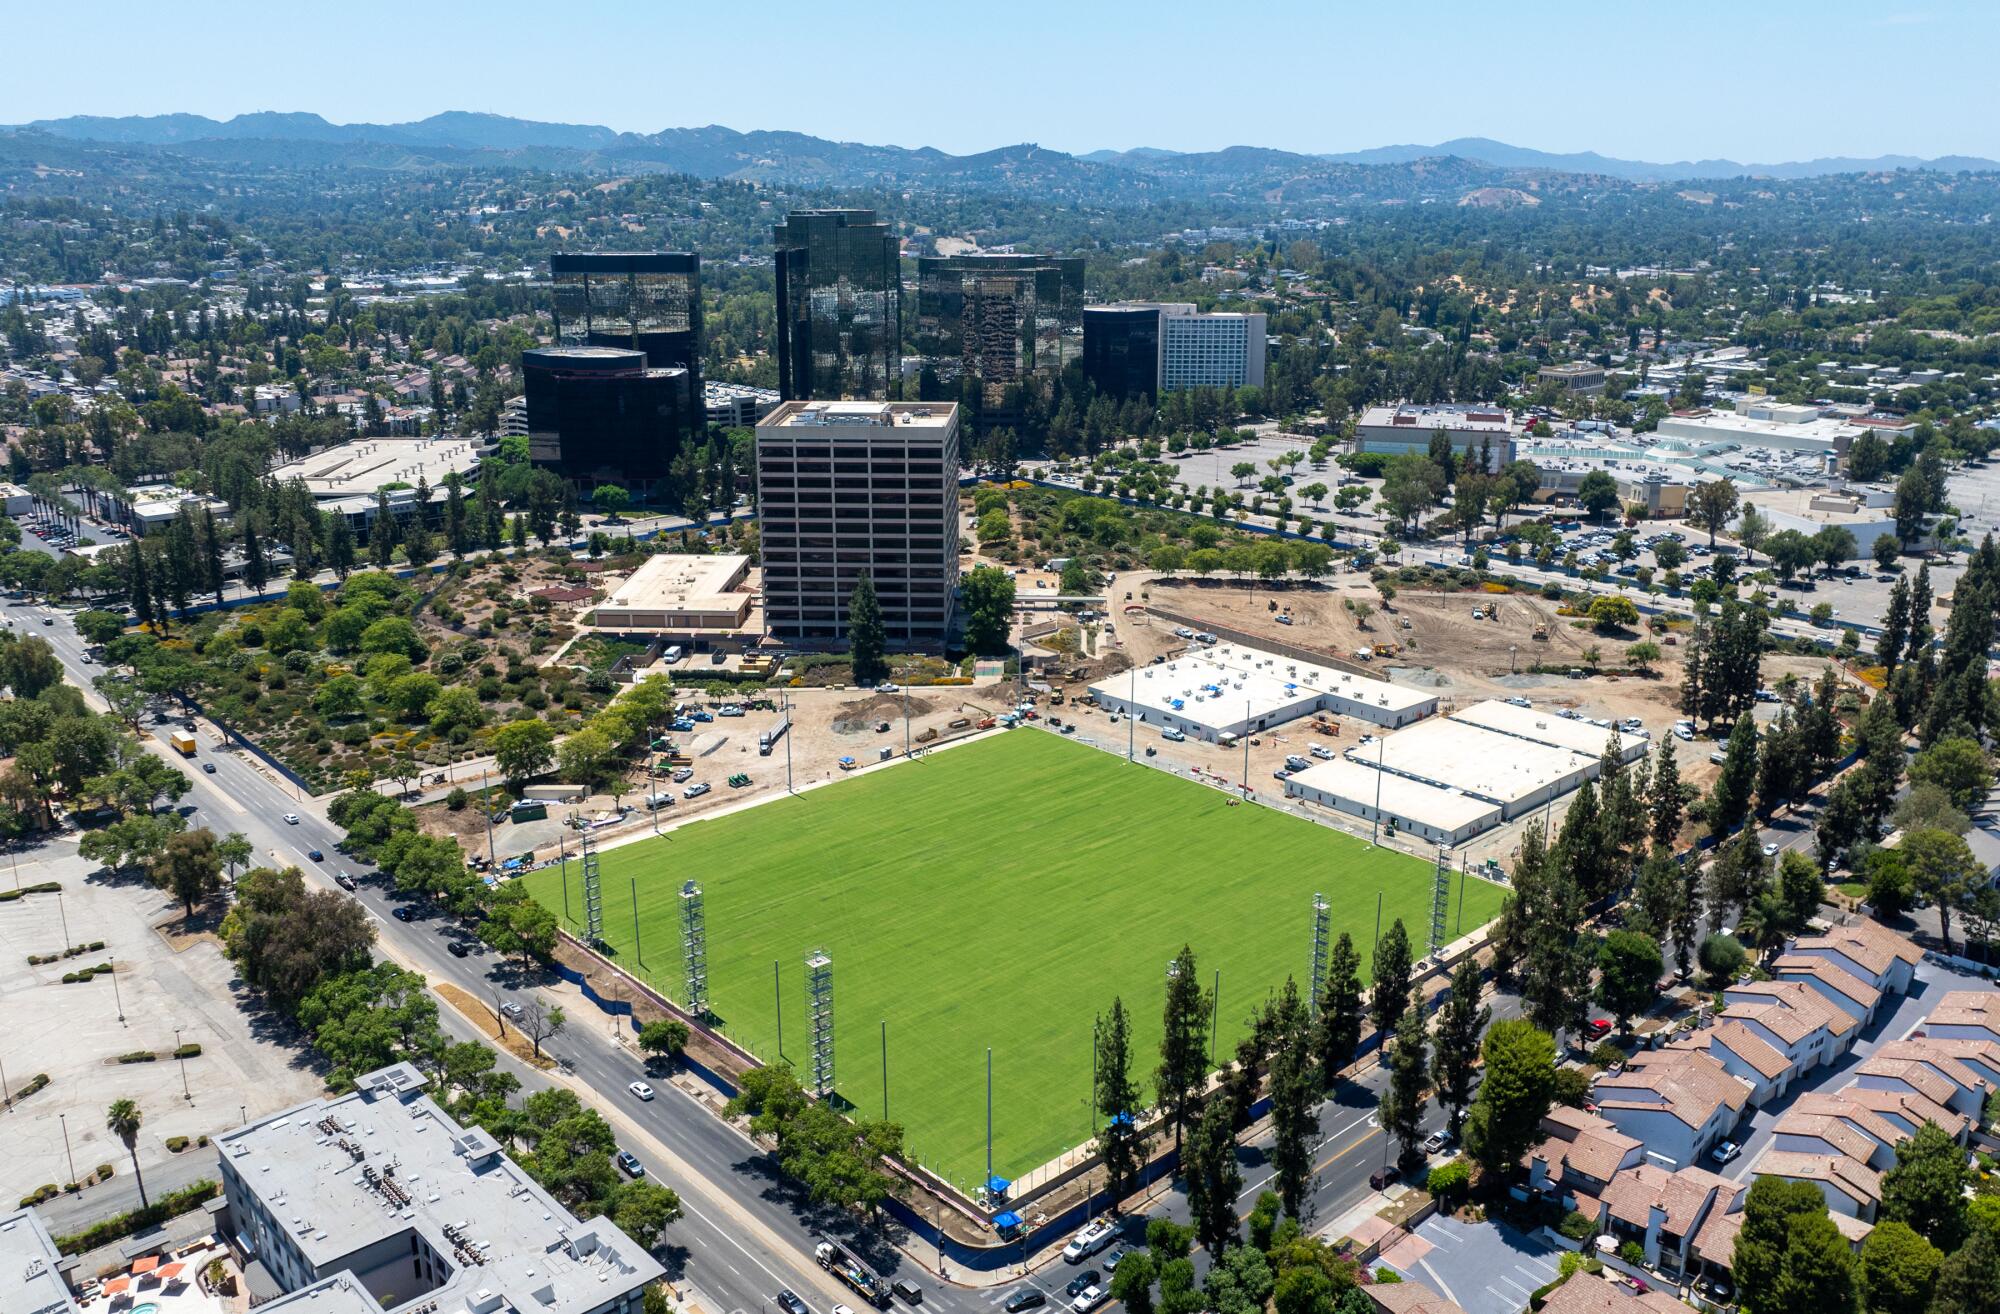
top-left (28, 595), bottom-right (1523, 1314)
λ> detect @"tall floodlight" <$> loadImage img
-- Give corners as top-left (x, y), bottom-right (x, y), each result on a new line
top-left (1308, 893), bottom-right (1331, 1012)
top-left (680, 880), bottom-right (709, 1018)
top-left (580, 826), bottom-right (604, 947)
top-left (806, 949), bottom-right (835, 1097)
top-left (1428, 844), bottom-right (1452, 960)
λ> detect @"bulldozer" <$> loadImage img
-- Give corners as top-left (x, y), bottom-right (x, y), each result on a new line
top-left (1532, 624), bottom-right (1549, 642)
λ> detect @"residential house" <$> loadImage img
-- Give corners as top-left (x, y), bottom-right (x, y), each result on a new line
top-left (1716, 980), bottom-right (1859, 1079)
top-left (1593, 1050), bottom-right (1751, 1169)
top-left (1923, 990), bottom-right (2000, 1046)
top-left (1537, 1272), bottom-right (1687, 1314)
top-left (1595, 1162), bottom-right (1742, 1274)
top-left (1670, 1022), bottom-right (1793, 1105)
top-left (1752, 1151), bottom-right (1883, 1220)
top-left (1771, 1094), bottom-right (1909, 1170)
top-left (1690, 1202), bottom-right (1871, 1286)
top-left (1854, 1041), bottom-right (1995, 1119)
top-left (1830, 1084), bottom-right (1970, 1142)
top-left (1363, 1279), bottom-right (1469, 1314)
top-left (1785, 921), bottom-right (1921, 998)
top-left (1771, 954), bottom-right (1882, 1027)
top-left (1524, 1106), bottom-right (1647, 1213)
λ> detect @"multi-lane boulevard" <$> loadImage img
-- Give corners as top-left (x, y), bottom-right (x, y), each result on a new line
top-left (24, 594), bottom-right (1508, 1314)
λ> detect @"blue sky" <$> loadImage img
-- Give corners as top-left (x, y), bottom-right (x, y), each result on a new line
top-left (7, 0), bottom-right (1993, 162)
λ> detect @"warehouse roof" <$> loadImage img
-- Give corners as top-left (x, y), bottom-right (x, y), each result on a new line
top-left (1359, 718), bottom-right (1593, 808)
top-left (1449, 699), bottom-right (1647, 760)
top-left (1285, 758), bottom-right (1500, 833)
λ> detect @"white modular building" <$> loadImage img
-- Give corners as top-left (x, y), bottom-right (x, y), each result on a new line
top-left (1356, 717), bottom-right (1599, 820)
top-left (1087, 643), bottom-right (1437, 743)
top-left (1283, 757), bottom-right (1502, 845)
top-left (1449, 698), bottom-right (1649, 765)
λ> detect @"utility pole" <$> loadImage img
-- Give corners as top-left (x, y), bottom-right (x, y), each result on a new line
top-left (783, 688), bottom-right (795, 794)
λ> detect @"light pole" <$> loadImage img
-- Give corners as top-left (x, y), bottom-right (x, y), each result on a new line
top-left (782, 688), bottom-right (795, 795)
top-left (1127, 665), bottom-right (1135, 763)
top-left (903, 683), bottom-right (911, 760)
top-left (58, 1113), bottom-right (77, 1191)
top-left (481, 769), bottom-right (496, 868)
top-left (1, 1053), bottom-right (10, 1110)
top-left (651, 750), bottom-right (661, 836)
top-left (109, 956), bottom-right (125, 1024)
top-left (175, 1028), bottom-right (191, 1102)
top-left (56, 890), bottom-right (71, 952)
top-left (1370, 731), bottom-right (1386, 846)
top-left (1240, 698), bottom-right (1251, 798)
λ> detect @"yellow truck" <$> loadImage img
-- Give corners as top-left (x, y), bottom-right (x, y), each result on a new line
top-left (170, 732), bottom-right (197, 757)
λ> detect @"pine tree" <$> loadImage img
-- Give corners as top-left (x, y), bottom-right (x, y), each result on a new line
top-left (443, 472), bottom-right (468, 556)
top-left (1156, 945), bottom-right (1209, 1154)
top-left (847, 572), bottom-right (887, 684)
top-left (1709, 714), bottom-right (1760, 840)
top-left (1369, 920), bottom-right (1413, 1040)
top-left (325, 512), bottom-right (355, 578)
top-left (1314, 932), bottom-right (1364, 1086)
top-left (403, 508), bottom-right (436, 569)
top-left (1183, 1097), bottom-right (1240, 1254)
top-left (370, 491), bottom-right (397, 568)
top-left (1430, 957), bottom-right (1489, 1139)
top-left (241, 517), bottom-right (267, 596)
top-left (1267, 978), bottom-right (1316, 1218)
top-left (1093, 997), bottom-right (1145, 1208)
top-left (1649, 733), bottom-right (1688, 846)
top-left (1877, 576), bottom-right (1910, 675)
top-left (128, 542), bottom-right (156, 630)
top-left (199, 507), bottom-right (225, 604)
top-left (511, 513), bottom-right (528, 550)
top-left (1378, 1005), bottom-right (1429, 1172)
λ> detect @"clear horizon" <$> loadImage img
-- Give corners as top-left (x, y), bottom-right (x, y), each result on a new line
top-left (9, 0), bottom-right (1994, 163)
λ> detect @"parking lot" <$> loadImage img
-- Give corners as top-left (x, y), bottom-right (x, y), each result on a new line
top-left (1380, 1213), bottom-right (1563, 1314)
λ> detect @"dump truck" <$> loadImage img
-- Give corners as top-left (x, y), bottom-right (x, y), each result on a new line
top-left (170, 731), bottom-right (197, 757)
top-left (815, 1240), bottom-right (892, 1309)
top-left (758, 715), bottom-right (790, 756)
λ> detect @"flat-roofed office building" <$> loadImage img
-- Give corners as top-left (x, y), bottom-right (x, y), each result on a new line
top-left (755, 401), bottom-right (960, 647)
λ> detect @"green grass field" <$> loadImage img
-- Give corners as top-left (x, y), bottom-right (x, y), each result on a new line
top-left (520, 731), bottom-right (1506, 1191)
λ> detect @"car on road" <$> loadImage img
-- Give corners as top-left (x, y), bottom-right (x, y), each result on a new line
top-left (1066, 1273), bottom-right (1099, 1298)
top-left (335, 872), bottom-right (358, 891)
top-left (40, 617), bottom-right (51, 626)
top-left (629, 1081), bottom-right (655, 1101)
top-left (1422, 1130), bottom-right (1452, 1156)
top-left (306, 849), bottom-right (323, 862)
top-left (616, 1150), bottom-right (645, 1177)
top-left (1063, 1217), bottom-right (1116, 1263)
top-left (1369, 1165), bottom-right (1398, 1191)
top-left (1070, 1287), bottom-right (1107, 1314)
top-left (1102, 1250), bottom-right (1127, 1273)
top-left (1710, 1140), bottom-right (1741, 1165)
top-left (499, 1001), bottom-right (524, 1020)
top-left (877, 682), bottom-right (898, 693)
top-left (283, 813), bottom-right (300, 824)
top-left (777, 1292), bottom-right (811, 1314)
top-left (1762, 843), bottom-right (1780, 857)
top-left (448, 941), bottom-right (471, 958)
top-left (1585, 1018), bottom-right (1612, 1038)
top-left (892, 1279), bottom-right (923, 1305)
top-left (202, 762), bottom-right (216, 773)
top-left (392, 906), bottom-right (415, 922)
top-left (1003, 1291), bottom-right (1046, 1313)
top-left (684, 782), bottom-right (711, 799)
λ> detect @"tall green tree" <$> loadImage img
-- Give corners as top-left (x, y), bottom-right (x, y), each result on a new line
top-left (1858, 1221), bottom-right (1941, 1314)
top-left (1369, 919), bottom-right (1413, 1040)
top-left (1429, 956), bottom-right (1488, 1140)
top-left (961, 564), bottom-right (1017, 656)
top-left (1710, 713), bottom-right (1761, 840)
top-left (847, 572), bottom-right (887, 684)
top-left (1378, 1005), bottom-right (1429, 1172)
top-left (1183, 1096), bottom-right (1241, 1255)
top-left (1156, 945), bottom-right (1209, 1154)
top-left (1314, 932), bottom-right (1364, 1085)
top-left (369, 491), bottom-right (397, 568)
top-left (1596, 930), bottom-right (1663, 1033)
top-left (1732, 1177), bottom-right (1858, 1314)
top-left (1094, 997), bottom-right (1146, 1208)
top-left (1880, 1120), bottom-right (1970, 1251)
top-left (1464, 1019), bottom-right (1554, 1177)
top-left (1267, 978), bottom-right (1316, 1218)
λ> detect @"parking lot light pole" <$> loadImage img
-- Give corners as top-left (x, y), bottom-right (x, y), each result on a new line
top-left (109, 956), bottom-right (125, 1024)
top-left (175, 1028), bottom-right (191, 1102)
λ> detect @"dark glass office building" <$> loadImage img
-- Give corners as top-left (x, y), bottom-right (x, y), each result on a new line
top-left (772, 210), bottom-right (900, 403)
top-left (522, 346), bottom-right (691, 488)
top-left (914, 253), bottom-right (1084, 429)
top-left (1082, 304), bottom-right (1163, 400)
top-left (550, 251), bottom-right (703, 391)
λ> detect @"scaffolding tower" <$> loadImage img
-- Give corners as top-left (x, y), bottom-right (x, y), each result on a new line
top-left (1428, 844), bottom-right (1452, 960)
top-left (581, 825), bottom-right (604, 947)
top-left (1308, 893), bottom-right (1330, 1012)
top-left (805, 949), bottom-right (834, 1097)
top-left (679, 880), bottom-right (708, 1019)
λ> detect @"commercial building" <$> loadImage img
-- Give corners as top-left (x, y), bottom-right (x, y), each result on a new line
top-left (1448, 698), bottom-right (1647, 764)
top-left (1087, 643), bottom-right (1439, 743)
top-left (523, 346), bottom-right (694, 489)
top-left (267, 437), bottom-right (487, 503)
top-left (1358, 718), bottom-right (1596, 821)
top-left (1283, 758), bottom-right (1500, 846)
top-left (217, 1062), bottom-right (663, 1314)
top-left (0, 1207), bottom-right (78, 1314)
top-left (1538, 362), bottom-right (1608, 397)
top-left (111, 482), bottom-right (234, 536)
top-left (1080, 304), bottom-right (1162, 400)
top-left (1079, 303), bottom-right (1266, 397)
top-left (551, 251), bottom-right (702, 386)
top-left (1355, 403), bottom-right (1517, 470)
top-left (773, 209), bottom-right (901, 402)
top-left (591, 552), bottom-right (758, 640)
top-left (1653, 405), bottom-right (1856, 459)
top-left (914, 253), bottom-right (1084, 427)
top-left (704, 381), bottom-right (782, 428)
top-left (755, 401), bottom-right (960, 647)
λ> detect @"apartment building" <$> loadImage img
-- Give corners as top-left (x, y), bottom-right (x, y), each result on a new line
top-left (754, 400), bottom-right (961, 648)
top-left (215, 1063), bottom-right (663, 1314)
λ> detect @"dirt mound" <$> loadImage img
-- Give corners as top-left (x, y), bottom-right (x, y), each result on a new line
top-left (832, 692), bottom-right (940, 734)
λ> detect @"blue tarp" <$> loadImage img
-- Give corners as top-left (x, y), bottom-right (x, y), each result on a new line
top-left (993, 1211), bottom-right (1022, 1234)
top-left (987, 1175), bottom-right (1011, 1197)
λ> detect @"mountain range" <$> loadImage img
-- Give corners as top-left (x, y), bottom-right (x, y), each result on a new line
top-left (9, 112), bottom-right (1997, 185)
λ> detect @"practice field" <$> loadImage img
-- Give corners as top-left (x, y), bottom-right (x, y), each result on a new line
top-left (520, 730), bottom-right (1506, 1191)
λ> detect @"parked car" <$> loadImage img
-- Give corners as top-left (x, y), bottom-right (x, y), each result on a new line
top-left (1422, 1130), bottom-right (1452, 1156)
top-left (629, 1081), bottom-right (655, 1101)
top-left (685, 782), bottom-right (712, 799)
top-left (1710, 1140), bottom-right (1741, 1165)
top-left (671, 767), bottom-right (695, 783)
top-left (1160, 728), bottom-right (1186, 743)
top-left (1585, 1018), bottom-right (1612, 1039)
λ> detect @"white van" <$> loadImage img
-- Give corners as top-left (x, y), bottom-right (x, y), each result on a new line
top-left (662, 645), bottom-right (685, 663)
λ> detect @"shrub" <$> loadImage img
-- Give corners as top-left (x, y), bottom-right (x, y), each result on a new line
top-left (1427, 1160), bottom-right (1470, 1203)
top-left (1559, 1210), bottom-right (1598, 1242)
top-left (165, 1136), bottom-right (190, 1152)
top-left (95, 1163), bottom-right (114, 1179)
top-left (7, 1072), bottom-right (50, 1103)
top-left (1618, 1240), bottom-right (1646, 1265)
top-left (19, 1184), bottom-right (59, 1207)
top-left (446, 787), bottom-right (469, 811)
top-left (1589, 1041), bottom-right (1627, 1069)
top-left (115, 1050), bottom-right (158, 1064)
top-left (172, 1043), bottom-right (201, 1059)
top-left (53, 1180), bottom-right (221, 1255)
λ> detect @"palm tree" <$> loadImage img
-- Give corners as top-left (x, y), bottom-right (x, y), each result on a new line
top-left (106, 1099), bottom-right (148, 1208)
top-left (1736, 889), bottom-right (1793, 965)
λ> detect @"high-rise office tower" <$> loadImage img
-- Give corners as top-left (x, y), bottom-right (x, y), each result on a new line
top-left (1081, 302), bottom-right (1266, 399)
top-left (755, 400), bottom-right (960, 647)
top-left (914, 253), bottom-right (1084, 429)
top-left (522, 346), bottom-right (692, 489)
top-left (1080, 304), bottom-right (1164, 401)
top-left (550, 251), bottom-right (703, 390)
top-left (772, 210), bottom-right (901, 403)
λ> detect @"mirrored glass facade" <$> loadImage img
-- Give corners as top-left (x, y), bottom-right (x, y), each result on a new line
top-left (772, 210), bottom-right (900, 402)
top-left (914, 254), bottom-right (1083, 428)
top-left (551, 251), bottom-right (702, 391)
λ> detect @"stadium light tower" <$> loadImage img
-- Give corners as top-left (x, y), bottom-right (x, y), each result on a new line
top-left (806, 949), bottom-right (835, 1097)
top-left (680, 880), bottom-right (709, 1018)
top-left (580, 824), bottom-right (604, 948)
top-left (1308, 893), bottom-right (1330, 1012)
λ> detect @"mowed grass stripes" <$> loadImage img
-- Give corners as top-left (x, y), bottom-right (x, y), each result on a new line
top-left (520, 729), bottom-right (1506, 1188)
